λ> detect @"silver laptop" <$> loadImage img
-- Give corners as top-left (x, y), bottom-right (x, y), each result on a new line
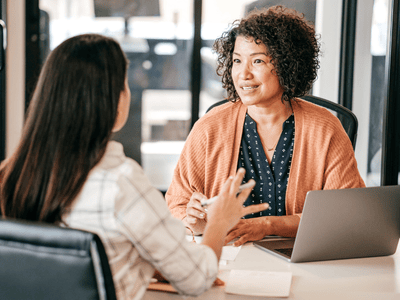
top-left (254, 185), bottom-right (400, 263)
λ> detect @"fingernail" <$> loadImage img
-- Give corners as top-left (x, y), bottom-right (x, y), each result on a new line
top-left (199, 213), bottom-right (204, 218)
top-left (204, 208), bottom-right (208, 212)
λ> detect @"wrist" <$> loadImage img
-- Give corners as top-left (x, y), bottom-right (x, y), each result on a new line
top-left (204, 219), bottom-right (230, 240)
top-left (261, 216), bottom-right (274, 236)
top-left (205, 218), bottom-right (230, 236)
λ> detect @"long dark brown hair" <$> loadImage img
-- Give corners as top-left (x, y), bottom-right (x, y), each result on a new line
top-left (0, 34), bottom-right (128, 223)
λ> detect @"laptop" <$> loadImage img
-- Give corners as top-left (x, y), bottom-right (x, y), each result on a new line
top-left (253, 185), bottom-right (400, 263)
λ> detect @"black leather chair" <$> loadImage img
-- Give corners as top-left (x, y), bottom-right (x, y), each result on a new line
top-left (0, 218), bottom-right (116, 300)
top-left (206, 95), bottom-right (358, 150)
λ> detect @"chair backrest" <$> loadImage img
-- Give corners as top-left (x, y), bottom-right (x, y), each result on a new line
top-left (206, 95), bottom-right (358, 150)
top-left (0, 218), bottom-right (116, 300)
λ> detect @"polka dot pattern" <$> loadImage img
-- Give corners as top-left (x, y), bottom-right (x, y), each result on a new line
top-left (237, 113), bottom-right (295, 218)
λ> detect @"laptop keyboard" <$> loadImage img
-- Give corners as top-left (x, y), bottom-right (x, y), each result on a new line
top-left (254, 238), bottom-right (295, 259)
top-left (275, 248), bottom-right (293, 258)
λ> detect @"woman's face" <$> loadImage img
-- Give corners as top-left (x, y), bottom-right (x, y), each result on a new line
top-left (232, 36), bottom-right (284, 107)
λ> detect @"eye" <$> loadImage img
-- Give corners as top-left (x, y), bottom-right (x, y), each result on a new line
top-left (233, 58), bottom-right (241, 64)
top-left (254, 59), bottom-right (265, 64)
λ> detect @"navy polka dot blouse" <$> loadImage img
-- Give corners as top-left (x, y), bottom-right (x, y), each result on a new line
top-left (237, 113), bottom-right (295, 218)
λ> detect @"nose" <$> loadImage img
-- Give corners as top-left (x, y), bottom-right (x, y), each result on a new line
top-left (238, 63), bottom-right (253, 80)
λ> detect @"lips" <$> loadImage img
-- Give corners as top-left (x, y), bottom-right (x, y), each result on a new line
top-left (241, 85), bottom-right (259, 90)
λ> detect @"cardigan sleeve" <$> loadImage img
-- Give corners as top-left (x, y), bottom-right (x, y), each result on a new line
top-left (286, 100), bottom-right (365, 217)
top-left (290, 124), bottom-right (365, 218)
top-left (165, 121), bottom-right (208, 220)
top-left (166, 102), bottom-right (244, 220)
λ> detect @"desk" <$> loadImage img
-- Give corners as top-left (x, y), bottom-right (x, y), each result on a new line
top-left (143, 241), bottom-right (400, 300)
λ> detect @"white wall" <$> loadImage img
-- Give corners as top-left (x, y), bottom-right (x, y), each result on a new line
top-left (313, 0), bottom-right (342, 103)
top-left (6, 0), bottom-right (25, 157)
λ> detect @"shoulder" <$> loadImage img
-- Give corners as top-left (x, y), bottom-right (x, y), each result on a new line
top-left (191, 101), bottom-right (243, 134)
top-left (93, 142), bottom-right (167, 212)
top-left (94, 141), bottom-right (130, 170)
top-left (292, 98), bottom-right (354, 152)
top-left (90, 141), bottom-right (145, 185)
top-left (198, 101), bottom-right (242, 124)
top-left (293, 98), bottom-right (345, 133)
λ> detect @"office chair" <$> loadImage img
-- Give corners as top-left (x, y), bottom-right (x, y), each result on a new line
top-left (0, 218), bottom-right (116, 300)
top-left (206, 95), bottom-right (358, 150)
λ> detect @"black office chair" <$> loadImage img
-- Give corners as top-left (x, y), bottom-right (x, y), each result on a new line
top-left (206, 95), bottom-right (358, 150)
top-left (0, 218), bottom-right (116, 300)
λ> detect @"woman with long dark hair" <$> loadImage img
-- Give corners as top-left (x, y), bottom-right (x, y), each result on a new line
top-left (0, 33), bottom-right (267, 299)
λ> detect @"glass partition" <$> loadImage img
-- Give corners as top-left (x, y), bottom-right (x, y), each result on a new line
top-left (39, 0), bottom-right (354, 192)
top-left (366, 0), bottom-right (389, 185)
top-left (352, 0), bottom-right (389, 186)
top-left (39, 0), bottom-right (193, 191)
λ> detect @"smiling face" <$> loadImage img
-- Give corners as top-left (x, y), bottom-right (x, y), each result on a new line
top-left (232, 35), bottom-right (284, 107)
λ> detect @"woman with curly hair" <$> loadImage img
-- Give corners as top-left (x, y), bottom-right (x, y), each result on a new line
top-left (166, 6), bottom-right (365, 246)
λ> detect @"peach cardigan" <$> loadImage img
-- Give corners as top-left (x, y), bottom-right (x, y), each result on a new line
top-left (166, 99), bottom-right (365, 220)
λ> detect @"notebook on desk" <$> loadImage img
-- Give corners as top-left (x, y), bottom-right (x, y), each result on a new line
top-left (254, 185), bottom-right (400, 263)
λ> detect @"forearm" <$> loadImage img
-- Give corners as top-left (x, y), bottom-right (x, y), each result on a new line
top-left (201, 220), bottom-right (229, 260)
top-left (263, 215), bottom-right (300, 237)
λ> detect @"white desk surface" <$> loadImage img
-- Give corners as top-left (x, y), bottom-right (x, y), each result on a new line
top-left (143, 239), bottom-right (400, 300)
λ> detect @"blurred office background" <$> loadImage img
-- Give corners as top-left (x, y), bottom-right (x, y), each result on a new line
top-left (1, 0), bottom-right (399, 192)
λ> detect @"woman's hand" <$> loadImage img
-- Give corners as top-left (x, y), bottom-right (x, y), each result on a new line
top-left (224, 218), bottom-right (268, 247)
top-left (206, 168), bottom-right (269, 233)
top-left (184, 192), bottom-right (208, 235)
top-left (225, 215), bottom-right (300, 247)
top-left (201, 168), bottom-right (269, 260)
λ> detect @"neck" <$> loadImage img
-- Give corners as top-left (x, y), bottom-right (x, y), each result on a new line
top-left (246, 100), bottom-right (292, 127)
